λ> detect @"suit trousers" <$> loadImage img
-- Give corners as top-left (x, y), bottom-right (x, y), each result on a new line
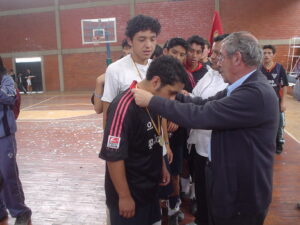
top-left (205, 163), bottom-right (268, 225)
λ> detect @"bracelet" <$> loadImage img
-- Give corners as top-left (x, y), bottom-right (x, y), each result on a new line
top-left (94, 92), bottom-right (102, 99)
top-left (165, 142), bottom-right (169, 145)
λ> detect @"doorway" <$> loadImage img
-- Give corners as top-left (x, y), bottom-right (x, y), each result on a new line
top-left (15, 57), bottom-right (43, 93)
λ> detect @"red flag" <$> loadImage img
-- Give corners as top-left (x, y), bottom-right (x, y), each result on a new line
top-left (209, 11), bottom-right (223, 45)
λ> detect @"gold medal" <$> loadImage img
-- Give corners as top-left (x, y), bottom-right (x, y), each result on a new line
top-left (159, 136), bottom-right (165, 147)
top-left (136, 84), bottom-right (164, 148)
top-left (145, 108), bottom-right (162, 147)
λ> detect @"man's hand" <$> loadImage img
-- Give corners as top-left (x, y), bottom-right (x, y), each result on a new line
top-left (160, 159), bottom-right (170, 186)
top-left (119, 196), bottom-right (136, 219)
top-left (167, 121), bottom-right (179, 132)
top-left (131, 88), bottom-right (153, 107)
top-left (181, 90), bottom-right (190, 96)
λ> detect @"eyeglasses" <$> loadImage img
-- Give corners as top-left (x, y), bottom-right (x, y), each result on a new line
top-left (217, 54), bottom-right (225, 63)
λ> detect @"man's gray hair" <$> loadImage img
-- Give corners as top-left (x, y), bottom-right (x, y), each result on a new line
top-left (222, 31), bottom-right (262, 66)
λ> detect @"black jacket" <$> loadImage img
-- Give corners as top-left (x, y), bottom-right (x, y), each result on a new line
top-left (148, 70), bottom-right (279, 217)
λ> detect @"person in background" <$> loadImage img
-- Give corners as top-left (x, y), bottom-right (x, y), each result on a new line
top-left (16, 72), bottom-right (27, 94)
top-left (0, 56), bottom-right (32, 225)
top-left (162, 37), bottom-right (191, 225)
top-left (186, 33), bottom-right (229, 225)
top-left (121, 38), bottom-right (132, 57)
top-left (151, 45), bottom-right (163, 59)
top-left (23, 69), bottom-right (35, 93)
top-left (201, 39), bottom-right (212, 69)
top-left (185, 35), bottom-right (208, 84)
top-left (92, 38), bottom-right (132, 114)
top-left (260, 45), bottom-right (289, 154)
top-left (101, 14), bottom-right (161, 129)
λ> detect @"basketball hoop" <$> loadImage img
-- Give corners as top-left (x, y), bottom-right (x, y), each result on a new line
top-left (81, 18), bottom-right (117, 45)
top-left (81, 18), bottom-right (115, 66)
top-left (92, 36), bottom-right (104, 46)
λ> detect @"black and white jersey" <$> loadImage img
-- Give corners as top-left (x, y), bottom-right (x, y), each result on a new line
top-left (100, 81), bottom-right (163, 208)
top-left (260, 63), bottom-right (289, 98)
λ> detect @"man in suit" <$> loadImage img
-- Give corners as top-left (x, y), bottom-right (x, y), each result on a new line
top-left (132, 31), bottom-right (279, 225)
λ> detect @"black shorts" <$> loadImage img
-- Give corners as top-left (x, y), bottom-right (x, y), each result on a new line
top-left (169, 127), bottom-right (187, 175)
top-left (108, 199), bottom-right (161, 225)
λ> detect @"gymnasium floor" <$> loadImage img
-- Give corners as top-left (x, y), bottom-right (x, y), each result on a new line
top-left (6, 92), bottom-right (300, 225)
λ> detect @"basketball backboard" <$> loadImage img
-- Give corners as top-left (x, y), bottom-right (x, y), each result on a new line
top-left (81, 17), bottom-right (117, 45)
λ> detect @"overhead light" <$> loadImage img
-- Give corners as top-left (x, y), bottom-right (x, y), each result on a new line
top-left (16, 57), bottom-right (41, 63)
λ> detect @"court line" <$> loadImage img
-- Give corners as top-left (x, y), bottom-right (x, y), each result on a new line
top-left (285, 129), bottom-right (300, 145)
top-left (21, 96), bottom-right (58, 111)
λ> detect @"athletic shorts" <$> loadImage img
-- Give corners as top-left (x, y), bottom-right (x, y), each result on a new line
top-left (26, 79), bottom-right (31, 86)
top-left (108, 199), bottom-right (161, 225)
top-left (169, 127), bottom-right (187, 175)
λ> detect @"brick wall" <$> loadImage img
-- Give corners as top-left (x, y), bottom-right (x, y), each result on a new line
top-left (220, 0), bottom-right (300, 39)
top-left (2, 57), bottom-right (12, 71)
top-left (0, 12), bottom-right (56, 53)
top-left (0, 0), bottom-right (53, 11)
top-left (1, 0), bottom-right (300, 91)
top-left (62, 51), bottom-right (121, 91)
top-left (43, 55), bottom-right (60, 91)
top-left (135, 0), bottom-right (214, 42)
top-left (60, 5), bottom-right (130, 49)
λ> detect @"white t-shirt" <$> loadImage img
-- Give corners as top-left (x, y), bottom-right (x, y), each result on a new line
top-left (188, 68), bottom-right (228, 157)
top-left (101, 54), bottom-right (151, 103)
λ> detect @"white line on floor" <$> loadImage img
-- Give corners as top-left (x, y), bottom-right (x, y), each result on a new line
top-left (21, 96), bottom-right (58, 111)
top-left (285, 129), bottom-right (300, 144)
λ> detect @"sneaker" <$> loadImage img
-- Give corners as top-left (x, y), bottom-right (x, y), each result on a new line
top-left (14, 212), bottom-right (31, 225)
top-left (178, 210), bottom-right (184, 222)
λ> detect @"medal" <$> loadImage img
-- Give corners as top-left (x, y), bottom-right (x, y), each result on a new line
top-left (159, 136), bottom-right (165, 147)
top-left (135, 84), bottom-right (164, 147)
top-left (145, 108), bottom-right (163, 147)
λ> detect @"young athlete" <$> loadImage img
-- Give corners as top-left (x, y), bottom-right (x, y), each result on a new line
top-left (162, 37), bottom-right (191, 224)
top-left (186, 34), bottom-right (229, 225)
top-left (185, 35), bottom-right (208, 85)
top-left (201, 39), bottom-right (212, 69)
top-left (121, 38), bottom-right (132, 57)
top-left (184, 35), bottom-right (209, 216)
top-left (101, 14), bottom-right (161, 128)
top-left (260, 45), bottom-right (289, 154)
top-left (92, 39), bottom-right (132, 114)
top-left (100, 55), bottom-right (187, 225)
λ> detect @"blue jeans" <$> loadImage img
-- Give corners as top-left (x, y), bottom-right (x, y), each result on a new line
top-left (0, 134), bottom-right (31, 219)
